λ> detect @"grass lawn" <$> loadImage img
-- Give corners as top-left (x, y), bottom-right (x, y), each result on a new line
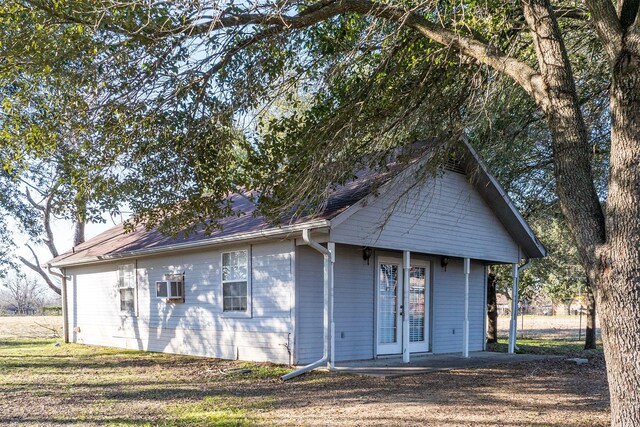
top-left (0, 318), bottom-right (611, 426)
top-left (489, 338), bottom-right (604, 356)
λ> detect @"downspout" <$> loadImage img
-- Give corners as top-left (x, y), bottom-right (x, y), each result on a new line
top-left (282, 229), bottom-right (334, 381)
top-left (508, 258), bottom-right (531, 354)
top-left (60, 268), bottom-right (69, 344)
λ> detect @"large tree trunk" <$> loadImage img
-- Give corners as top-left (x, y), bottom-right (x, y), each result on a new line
top-left (73, 221), bottom-right (85, 247)
top-left (596, 30), bottom-right (640, 425)
top-left (73, 195), bottom-right (87, 247)
top-left (584, 284), bottom-right (597, 350)
top-left (522, 0), bottom-right (605, 269)
top-left (486, 272), bottom-right (498, 344)
top-left (522, 1), bottom-right (640, 423)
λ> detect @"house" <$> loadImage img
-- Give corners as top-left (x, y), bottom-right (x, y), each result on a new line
top-left (47, 140), bottom-right (546, 375)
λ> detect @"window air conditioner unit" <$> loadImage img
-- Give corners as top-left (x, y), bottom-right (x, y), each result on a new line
top-left (156, 273), bottom-right (185, 302)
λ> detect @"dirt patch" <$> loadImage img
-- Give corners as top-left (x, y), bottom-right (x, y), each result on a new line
top-left (0, 316), bottom-right (609, 426)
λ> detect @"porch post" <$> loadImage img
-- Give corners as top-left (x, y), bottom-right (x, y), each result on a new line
top-left (328, 242), bottom-right (336, 369)
top-left (463, 258), bottom-right (470, 358)
top-left (402, 251), bottom-right (410, 363)
top-left (508, 263), bottom-right (519, 354)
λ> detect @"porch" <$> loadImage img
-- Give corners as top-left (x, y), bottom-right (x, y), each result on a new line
top-left (331, 351), bottom-right (558, 378)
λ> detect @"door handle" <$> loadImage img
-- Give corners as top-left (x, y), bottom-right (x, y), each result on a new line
top-left (400, 305), bottom-right (404, 317)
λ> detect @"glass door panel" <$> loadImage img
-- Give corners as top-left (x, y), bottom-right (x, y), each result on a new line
top-left (377, 261), bottom-right (402, 354)
top-left (408, 264), bottom-right (429, 352)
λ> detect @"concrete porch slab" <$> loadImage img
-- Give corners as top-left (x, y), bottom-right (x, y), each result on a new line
top-left (332, 351), bottom-right (559, 378)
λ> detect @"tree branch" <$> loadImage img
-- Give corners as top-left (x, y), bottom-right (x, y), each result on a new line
top-left (585, 0), bottom-right (623, 61)
top-left (179, 0), bottom-right (548, 107)
top-left (26, 0), bottom-right (546, 106)
top-left (24, 188), bottom-right (46, 212)
top-left (41, 194), bottom-right (59, 258)
top-left (618, 0), bottom-right (640, 31)
top-left (18, 244), bottom-right (61, 295)
top-left (553, 6), bottom-right (589, 20)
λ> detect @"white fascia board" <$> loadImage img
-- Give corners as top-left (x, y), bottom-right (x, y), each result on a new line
top-left (48, 219), bottom-right (330, 268)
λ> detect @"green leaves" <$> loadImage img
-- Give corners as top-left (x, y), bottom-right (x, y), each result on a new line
top-left (0, 0), bottom-right (610, 242)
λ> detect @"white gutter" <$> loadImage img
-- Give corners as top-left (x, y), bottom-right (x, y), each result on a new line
top-left (48, 219), bottom-right (330, 268)
top-left (282, 228), bottom-right (334, 381)
top-left (508, 257), bottom-right (531, 354)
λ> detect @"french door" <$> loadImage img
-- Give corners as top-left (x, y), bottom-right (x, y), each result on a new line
top-left (376, 257), bottom-right (430, 355)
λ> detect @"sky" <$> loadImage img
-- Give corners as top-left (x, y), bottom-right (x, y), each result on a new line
top-left (14, 213), bottom-right (119, 280)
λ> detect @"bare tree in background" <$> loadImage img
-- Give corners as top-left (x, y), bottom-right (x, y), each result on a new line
top-left (0, 275), bottom-right (49, 315)
top-left (17, 187), bottom-right (86, 296)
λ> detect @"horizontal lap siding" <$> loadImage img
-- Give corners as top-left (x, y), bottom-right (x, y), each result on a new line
top-left (294, 245), bottom-right (324, 364)
top-left (295, 244), bottom-right (375, 364)
top-left (294, 248), bottom-right (485, 361)
top-left (67, 240), bottom-right (294, 364)
top-left (333, 245), bottom-right (374, 361)
top-left (432, 258), bottom-right (485, 353)
top-left (331, 170), bottom-right (519, 263)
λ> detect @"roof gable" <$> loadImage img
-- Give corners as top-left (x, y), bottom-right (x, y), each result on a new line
top-left (330, 161), bottom-right (520, 263)
top-left (329, 139), bottom-right (546, 261)
top-left (48, 139), bottom-right (545, 267)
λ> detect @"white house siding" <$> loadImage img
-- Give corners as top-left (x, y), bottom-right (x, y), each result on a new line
top-left (330, 169), bottom-right (520, 263)
top-left (66, 240), bottom-right (295, 364)
top-left (431, 257), bottom-right (486, 353)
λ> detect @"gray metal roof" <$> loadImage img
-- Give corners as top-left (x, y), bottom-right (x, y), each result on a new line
top-left (48, 168), bottom-right (395, 267)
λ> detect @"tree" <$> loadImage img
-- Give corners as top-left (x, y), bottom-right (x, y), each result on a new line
top-left (529, 216), bottom-right (589, 314)
top-left (467, 80), bottom-right (605, 350)
top-left (0, 275), bottom-right (48, 314)
top-left (486, 272), bottom-right (499, 344)
top-left (4, 0), bottom-right (640, 423)
top-left (0, 2), bottom-right (124, 292)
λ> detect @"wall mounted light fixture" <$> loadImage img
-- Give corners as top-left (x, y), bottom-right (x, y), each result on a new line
top-left (362, 247), bottom-right (373, 264)
top-left (441, 256), bottom-right (450, 272)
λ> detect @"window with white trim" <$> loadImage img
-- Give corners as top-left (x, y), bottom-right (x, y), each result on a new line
top-left (222, 250), bottom-right (248, 312)
top-left (118, 264), bottom-right (136, 314)
top-left (156, 273), bottom-right (185, 301)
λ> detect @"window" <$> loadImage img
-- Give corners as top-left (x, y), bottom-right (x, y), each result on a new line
top-left (222, 250), bottom-right (248, 312)
top-left (156, 274), bottom-right (185, 301)
top-left (118, 264), bottom-right (136, 314)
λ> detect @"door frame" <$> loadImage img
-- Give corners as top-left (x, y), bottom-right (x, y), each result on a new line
top-left (375, 255), bottom-right (432, 356)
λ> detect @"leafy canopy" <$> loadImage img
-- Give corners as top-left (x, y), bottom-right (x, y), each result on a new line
top-left (0, 1), bottom-right (608, 238)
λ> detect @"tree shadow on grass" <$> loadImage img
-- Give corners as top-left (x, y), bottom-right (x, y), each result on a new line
top-left (0, 339), bottom-right (60, 349)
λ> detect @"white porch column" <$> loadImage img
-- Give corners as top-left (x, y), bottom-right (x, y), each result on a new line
top-left (402, 251), bottom-right (411, 363)
top-left (328, 242), bottom-right (336, 369)
top-left (508, 263), bottom-right (519, 354)
top-left (463, 258), bottom-right (470, 358)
